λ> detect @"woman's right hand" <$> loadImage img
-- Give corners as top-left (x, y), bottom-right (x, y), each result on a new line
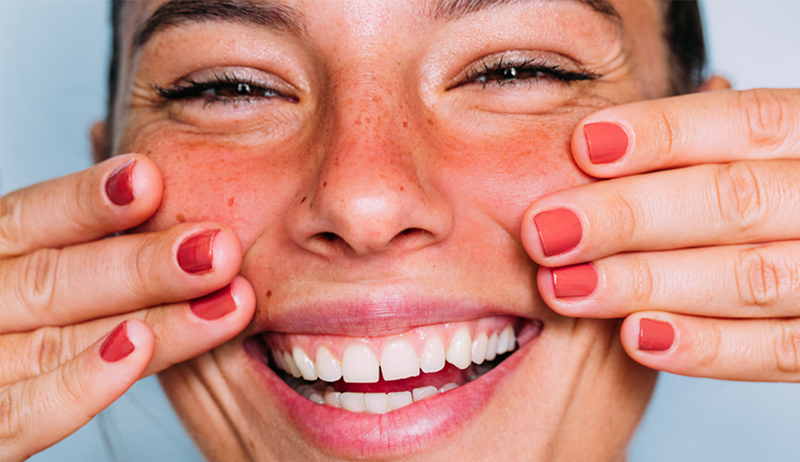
top-left (0, 154), bottom-right (256, 461)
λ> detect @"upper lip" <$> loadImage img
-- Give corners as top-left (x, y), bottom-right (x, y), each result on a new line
top-left (243, 291), bottom-right (536, 337)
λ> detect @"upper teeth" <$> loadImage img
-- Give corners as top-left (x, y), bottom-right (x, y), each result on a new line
top-left (270, 324), bottom-right (517, 384)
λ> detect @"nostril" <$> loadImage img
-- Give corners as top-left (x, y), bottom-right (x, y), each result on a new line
top-left (390, 228), bottom-right (431, 245)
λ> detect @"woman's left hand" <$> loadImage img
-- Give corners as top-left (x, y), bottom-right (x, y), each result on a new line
top-left (523, 87), bottom-right (800, 381)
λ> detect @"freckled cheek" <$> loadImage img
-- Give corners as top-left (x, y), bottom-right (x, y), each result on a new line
top-left (126, 136), bottom-right (301, 247)
top-left (437, 122), bottom-right (593, 229)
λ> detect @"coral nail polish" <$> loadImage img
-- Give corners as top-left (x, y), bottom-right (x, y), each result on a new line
top-left (105, 160), bottom-right (136, 206)
top-left (552, 263), bottom-right (598, 298)
top-left (639, 318), bottom-right (674, 351)
top-left (584, 122), bottom-right (629, 164)
top-left (190, 285), bottom-right (237, 320)
top-left (100, 321), bottom-right (135, 362)
top-left (533, 208), bottom-right (582, 256)
top-left (177, 230), bottom-right (219, 274)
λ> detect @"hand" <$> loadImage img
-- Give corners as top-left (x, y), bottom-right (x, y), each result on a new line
top-left (0, 155), bottom-right (255, 461)
top-left (522, 87), bottom-right (800, 382)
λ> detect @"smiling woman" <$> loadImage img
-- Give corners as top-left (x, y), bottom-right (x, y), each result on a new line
top-left (3, 1), bottom-right (800, 461)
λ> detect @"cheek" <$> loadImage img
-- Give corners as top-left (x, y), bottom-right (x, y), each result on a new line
top-left (434, 116), bottom-right (593, 232)
top-left (127, 132), bottom-right (303, 249)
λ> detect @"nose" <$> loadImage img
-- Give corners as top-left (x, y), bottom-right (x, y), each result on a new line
top-left (287, 85), bottom-right (453, 258)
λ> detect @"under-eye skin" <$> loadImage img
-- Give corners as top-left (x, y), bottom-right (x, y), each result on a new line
top-left (153, 71), bottom-right (300, 107)
top-left (454, 55), bottom-right (599, 90)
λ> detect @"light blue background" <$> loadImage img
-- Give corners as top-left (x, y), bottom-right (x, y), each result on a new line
top-left (2, 1), bottom-right (799, 461)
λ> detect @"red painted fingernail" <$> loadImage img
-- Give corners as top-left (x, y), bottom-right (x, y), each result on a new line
top-left (552, 263), bottom-right (598, 298)
top-left (100, 321), bottom-right (135, 362)
top-left (639, 318), bottom-right (674, 351)
top-left (105, 160), bottom-right (136, 206)
top-left (584, 122), bottom-right (629, 164)
top-left (190, 285), bottom-right (236, 320)
top-left (533, 208), bottom-right (582, 256)
top-left (177, 230), bottom-right (219, 274)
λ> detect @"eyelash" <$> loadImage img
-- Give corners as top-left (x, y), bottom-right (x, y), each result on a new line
top-left (463, 57), bottom-right (599, 88)
top-left (154, 72), bottom-right (299, 106)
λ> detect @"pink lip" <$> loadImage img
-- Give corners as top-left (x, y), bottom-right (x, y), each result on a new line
top-left (247, 293), bottom-right (533, 336)
top-left (244, 320), bottom-right (543, 458)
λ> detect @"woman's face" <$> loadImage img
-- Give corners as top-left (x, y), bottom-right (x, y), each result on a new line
top-left (114, 0), bottom-right (671, 460)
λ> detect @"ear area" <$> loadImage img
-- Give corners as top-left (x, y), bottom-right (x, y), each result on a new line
top-left (91, 120), bottom-right (110, 163)
top-left (698, 75), bottom-right (732, 92)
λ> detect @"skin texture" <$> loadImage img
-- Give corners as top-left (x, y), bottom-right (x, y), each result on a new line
top-left (3, 0), bottom-right (800, 461)
top-left (115, 1), bottom-right (666, 460)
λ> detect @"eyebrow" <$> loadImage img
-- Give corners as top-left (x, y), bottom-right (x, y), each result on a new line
top-left (132, 0), bottom-right (304, 52)
top-left (132, 0), bottom-right (619, 54)
top-left (429, 0), bottom-right (621, 23)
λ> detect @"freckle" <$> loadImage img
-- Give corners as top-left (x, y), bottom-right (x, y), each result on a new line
top-left (228, 197), bottom-right (235, 206)
top-left (427, 119), bottom-right (435, 126)
top-left (266, 290), bottom-right (272, 298)
top-left (400, 186), bottom-right (404, 191)
top-left (402, 121), bottom-right (408, 128)
top-left (365, 117), bottom-right (371, 123)
top-left (355, 119), bottom-right (362, 126)
top-left (176, 213), bottom-right (186, 223)
top-left (300, 196), bottom-right (307, 204)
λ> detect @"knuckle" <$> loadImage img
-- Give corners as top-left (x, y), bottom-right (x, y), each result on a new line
top-left (713, 162), bottom-right (770, 233)
top-left (734, 247), bottom-right (799, 310)
top-left (607, 192), bottom-right (641, 246)
top-left (17, 249), bottom-right (62, 320)
top-left (773, 320), bottom-right (800, 375)
top-left (0, 194), bottom-right (26, 257)
top-left (627, 256), bottom-right (655, 308)
top-left (694, 322), bottom-right (723, 369)
top-left (28, 327), bottom-right (75, 377)
top-left (738, 89), bottom-right (796, 151)
top-left (653, 106), bottom-right (682, 164)
top-left (0, 389), bottom-right (16, 443)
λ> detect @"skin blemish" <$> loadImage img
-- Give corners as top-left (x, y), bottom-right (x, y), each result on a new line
top-left (266, 290), bottom-right (272, 298)
top-left (323, 181), bottom-right (328, 188)
top-left (301, 196), bottom-right (307, 204)
top-left (176, 213), bottom-right (186, 223)
top-left (228, 197), bottom-right (235, 206)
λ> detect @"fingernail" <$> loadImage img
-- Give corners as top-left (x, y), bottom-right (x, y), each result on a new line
top-left (105, 160), bottom-right (136, 206)
top-left (533, 208), bottom-right (582, 256)
top-left (639, 318), bottom-right (674, 351)
top-left (190, 285), bottom-right (237, 320)
top-left (552, 263), bottom-right (598, 298)
top-left (177, 230), bottom-right (219, 274)
top-left (100, 321), bottom-right (135, 362)
top-left (584, 122), bottom-right (629, 164)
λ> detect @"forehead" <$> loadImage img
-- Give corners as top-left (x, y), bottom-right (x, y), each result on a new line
top-left (120, 0), bottom-right (662, 46)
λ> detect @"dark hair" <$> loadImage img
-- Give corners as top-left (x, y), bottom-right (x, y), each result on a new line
top-left (103, 0), bottom-right (706, 158)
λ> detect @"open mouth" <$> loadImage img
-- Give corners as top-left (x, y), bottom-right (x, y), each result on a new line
top-left (251, 316), bottom-right (542, 414)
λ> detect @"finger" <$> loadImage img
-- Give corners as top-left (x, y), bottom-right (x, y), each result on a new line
top-left (538, 241), bottom-right (800, 320)
top-left (0, 320), bottom-right (154, 462)
top-left (619, 312), bottom-right (800, 382)
top-left (521, 160), bottom-right (800, 266)
top-left (1, 222), bottom-right (242, 333)
top-left (0, 276), bottom-right (255, 386)
top-left (570, 88), bottom-right (800, 177)
top-left (0, 154), bottom-right (163, 258)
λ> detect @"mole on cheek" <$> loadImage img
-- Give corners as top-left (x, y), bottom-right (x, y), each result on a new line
top-left (176, 213), bottom-right (186, 223)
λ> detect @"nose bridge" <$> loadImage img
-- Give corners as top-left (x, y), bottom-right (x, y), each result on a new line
top-left (290, 69), bottom-right (451, 257)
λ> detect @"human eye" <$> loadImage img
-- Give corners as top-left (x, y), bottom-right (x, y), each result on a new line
top-left (153, 68), bottom-right (300, 107)
top-left (456, 54), bottom-right (599, 90)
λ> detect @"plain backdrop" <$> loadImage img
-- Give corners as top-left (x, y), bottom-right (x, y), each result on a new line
top-left (2, 1), bottom-right (800, 461)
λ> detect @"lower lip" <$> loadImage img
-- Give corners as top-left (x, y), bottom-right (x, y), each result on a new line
top-left (245, 321), bottom-right (543, 459)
